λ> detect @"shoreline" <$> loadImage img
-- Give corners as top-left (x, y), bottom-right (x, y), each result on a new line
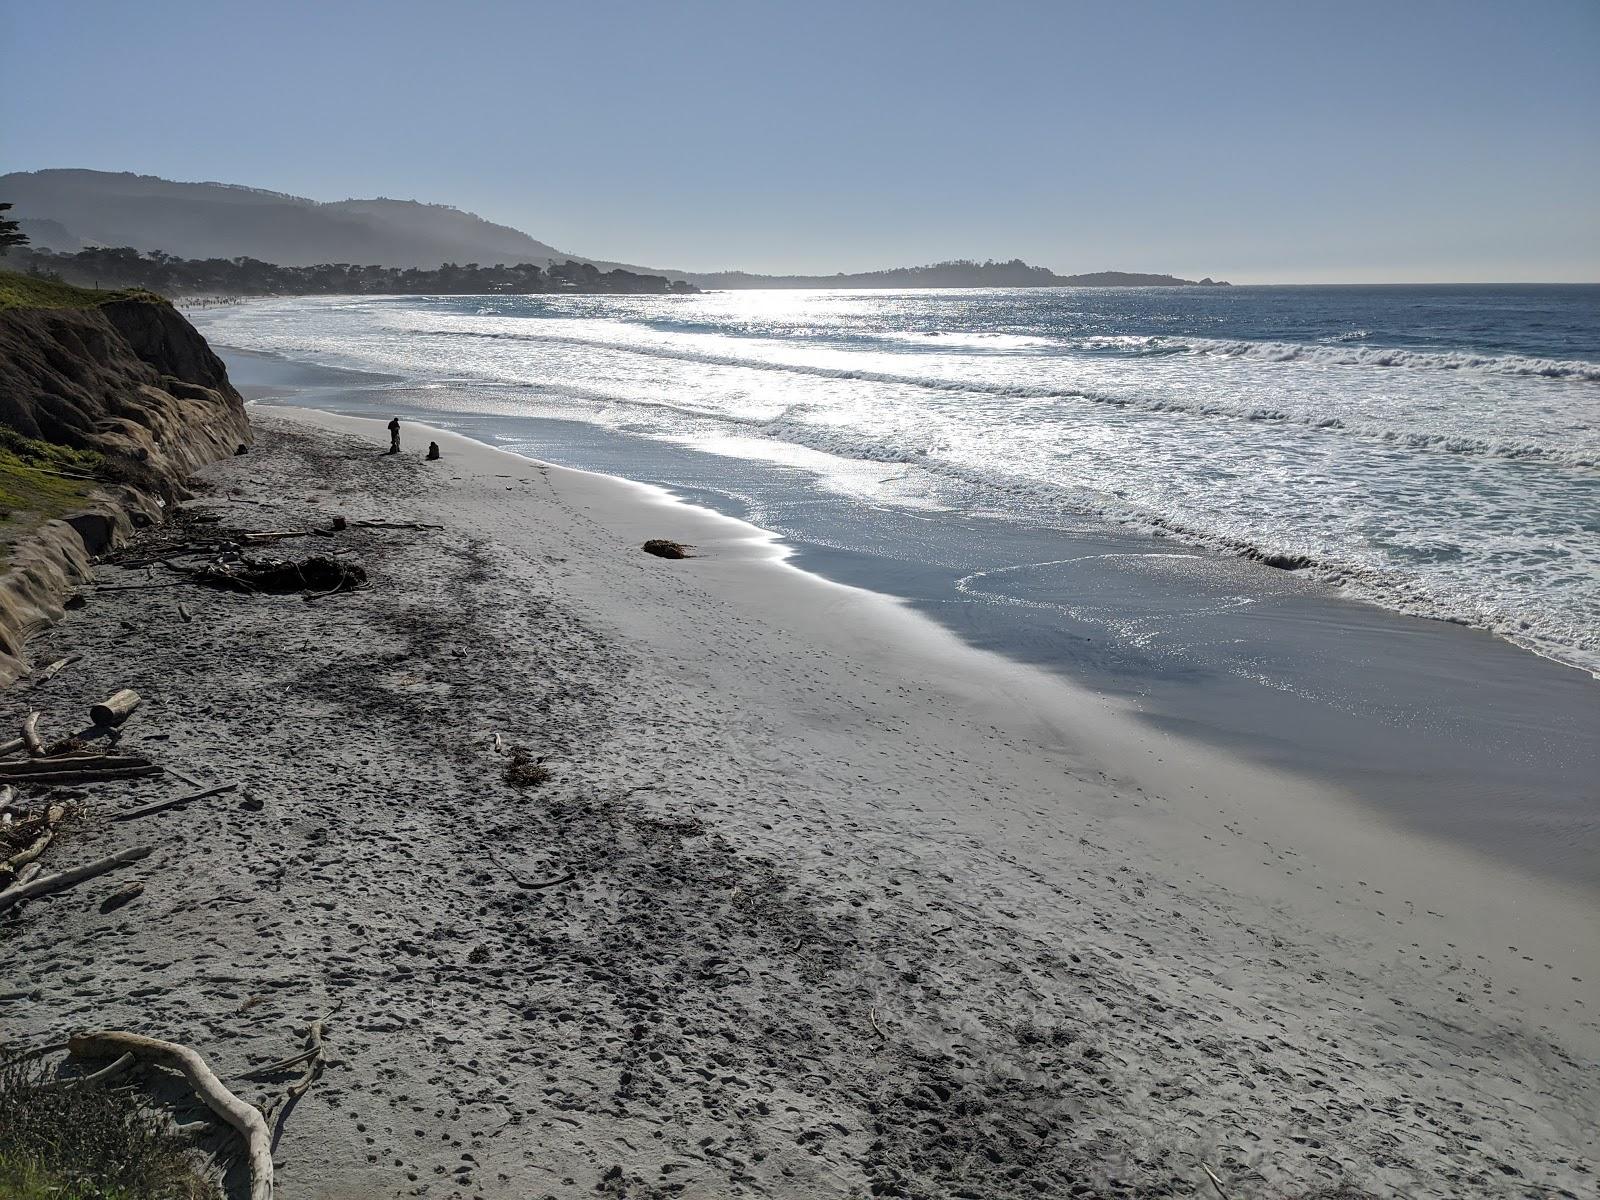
top-left (6, 406), bottom-right (1594, 1197)
top-left (220, 338), bottom-right (1600, 895)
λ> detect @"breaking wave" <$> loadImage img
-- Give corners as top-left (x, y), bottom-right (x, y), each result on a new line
top-left (416, 324), bottom-right (1599, 468)
top-left (1084, 334), bottom-right (1600, 381)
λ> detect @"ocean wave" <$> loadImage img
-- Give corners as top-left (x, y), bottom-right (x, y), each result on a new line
top-left (410, 323), bottom-right (1600, 468)
top-left (870, 329), bottom-right (1059, 351)
top-left (1089, 334), bottom-right (1600, 381)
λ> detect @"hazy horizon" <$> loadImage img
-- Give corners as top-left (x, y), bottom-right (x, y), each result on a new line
top-left (2, 0), bottom-right (1597, 285)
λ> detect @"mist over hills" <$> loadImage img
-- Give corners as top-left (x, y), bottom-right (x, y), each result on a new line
top-left (2, 169), bottom-right (1226, 288)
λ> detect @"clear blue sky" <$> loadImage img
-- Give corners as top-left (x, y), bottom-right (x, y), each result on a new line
top-left (3, 0), bottom-right (1596, 282)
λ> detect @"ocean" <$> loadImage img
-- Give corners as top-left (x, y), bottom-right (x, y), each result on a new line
top-left (197, 286), bottom-right (1600, 883)
top-left (195, 284), bottom-right (1600, 677)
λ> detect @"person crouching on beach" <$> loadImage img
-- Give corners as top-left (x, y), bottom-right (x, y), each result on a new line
top-left (387, 417), bottom-right (401, 455)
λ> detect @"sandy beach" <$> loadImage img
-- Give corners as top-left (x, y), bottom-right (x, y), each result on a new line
top-left (3, 407), bottom-right (1595, 1199)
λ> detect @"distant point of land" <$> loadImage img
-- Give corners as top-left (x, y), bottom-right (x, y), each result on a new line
top-left (690, 260), bottom-right (1230, 289)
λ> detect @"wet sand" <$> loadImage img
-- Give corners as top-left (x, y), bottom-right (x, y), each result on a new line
top-left (3, 407), bottom-right (1594, 1197)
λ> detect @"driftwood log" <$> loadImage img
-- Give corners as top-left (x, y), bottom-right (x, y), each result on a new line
top-left (0, 845), bottom-right (153, 915)
top-left (90, 690), bottom-right (142, 728)
top-left (0, 755), bottom-right (153, 777)
top-left (68, 1031), bottom-right (273, 1200)
top-left (30, 656), bottom-right (79, 688)
top-left (20, 713), bottom-right (46, 757)
top-left (240, 529), bottom-right (308, 542)
top-left (0, 765), bottom-right (160, 786)
top-left (113, 782), bottom-right (237, 822)
top-left (7, 750), bottom-right (121, 762)
top-left (43, 1051), bottom-right (136, 1090)
top-left (172, 1118), bottom-right (214, 1142)
top-left (161, 764), bottom-right (205, 789)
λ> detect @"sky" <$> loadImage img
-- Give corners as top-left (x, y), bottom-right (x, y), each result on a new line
top-left (2, 0), bottom-right (1597, 283)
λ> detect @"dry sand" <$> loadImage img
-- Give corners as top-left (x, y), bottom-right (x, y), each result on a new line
top-left (2, 407), bottom-right (1595, 1199)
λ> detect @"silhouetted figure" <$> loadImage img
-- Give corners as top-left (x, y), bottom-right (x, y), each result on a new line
top-left (426, 441), bottom-right (441, 461)
top-left (387, 417), bottom-right (401, 455)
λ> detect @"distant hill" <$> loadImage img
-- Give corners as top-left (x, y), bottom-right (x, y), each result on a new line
top-left (14, 217), bottom-right (81, 252)
top-left (688, 259), bottom-right (1228, 289)
top-left (1, 170), bottom-right (1227, 289)
top-left (0, 169), bottom-right (638, 273)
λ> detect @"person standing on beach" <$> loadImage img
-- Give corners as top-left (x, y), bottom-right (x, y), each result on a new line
top-left (387, 417), bottom-right (401, 455)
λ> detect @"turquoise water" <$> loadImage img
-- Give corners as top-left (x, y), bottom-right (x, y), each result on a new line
top-left (195, 284), bottom-right (1600, 674)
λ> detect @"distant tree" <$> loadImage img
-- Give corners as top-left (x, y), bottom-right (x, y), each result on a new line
top-left (0, 202), bottom-right (29, 256)
top-left (8, 241), bottom-right (691, 298)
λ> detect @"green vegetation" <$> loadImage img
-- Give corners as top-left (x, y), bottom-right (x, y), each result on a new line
top-left (0, 1059), bottom-right (211, 1199)
top-left (0, 267), bottom-right (157, 311)
top-left (0, 429), bottom-right (103, 542)
top-left (6, 247), bottom-right (698, 298)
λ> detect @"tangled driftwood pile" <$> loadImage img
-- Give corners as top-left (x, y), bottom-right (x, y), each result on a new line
top-left (97, 513), bottom-right (450, 603)
top-left (189, 554), bottom-right (366, 595)
top-left (0, 691), bottom-right (157, 913)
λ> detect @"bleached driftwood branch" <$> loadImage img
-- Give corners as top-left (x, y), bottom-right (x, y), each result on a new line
top-left (262, 1017), bottom-right (330, 1123)
top-left (0, 765), bottom-right (160, 786)
top-left (68, 1030), bottom-right (273, 1200)
top-left (113, 782), bottom-right (237, 822)
top-left (30, 655), bottom-right (80, 688)
top-left (20, 713), bottom-right (46, 757)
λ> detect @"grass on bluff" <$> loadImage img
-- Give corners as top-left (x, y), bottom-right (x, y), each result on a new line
top-left (0, 428), bottom-right (104, 552)
top-left (0, 268), bottom-right (158, 311)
